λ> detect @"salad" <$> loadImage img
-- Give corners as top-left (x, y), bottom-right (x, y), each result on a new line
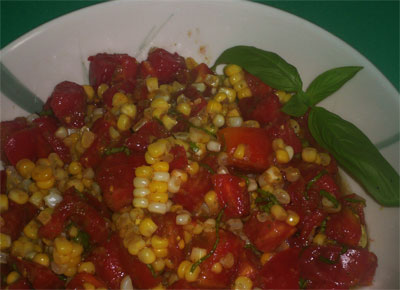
top-left (0, 46), bottom-right (395, 289)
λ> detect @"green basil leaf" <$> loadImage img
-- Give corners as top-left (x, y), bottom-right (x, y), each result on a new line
top-left (212, 46), bottom-right (302, 92)
top-left (306, 66), bottom-right (362, 105)
top-left (309, 107), bottom-right (399, 206)
top-left (281, 92), bottom-right (309, 117)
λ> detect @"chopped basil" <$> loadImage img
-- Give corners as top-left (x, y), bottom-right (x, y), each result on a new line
top-left (299, 277), bottom-right (308, 289)
top-left (104, 146), bottom-right (131, 156)
top-left (189, 142), bottom-right (200, 153)
top-left (344, 197), bottom-right (366, 205)
top-left (255, 188), bottom-right (278, 213)
top-left (319, 190), bottom-right (340, 208)
top-left (199, 162), bottom-right (215, 174)
top-left (146, 264), bottom-right (157, 277)
top-left (72, 230), bottom-right (90, 252)
top-left (244, 243), bottom-right (263, 256)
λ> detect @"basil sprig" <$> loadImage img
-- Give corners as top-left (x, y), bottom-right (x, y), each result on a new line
top-left (213, 45), bottom-right (399, 206)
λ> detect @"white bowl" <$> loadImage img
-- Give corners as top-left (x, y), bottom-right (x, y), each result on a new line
top-left (1, 0), bottom-right (398, 288)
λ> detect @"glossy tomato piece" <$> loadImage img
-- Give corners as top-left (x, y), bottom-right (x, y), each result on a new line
top-left (190, 63), bottom-right (214, 83)
top-left (212, 174), bottom-right (250, 218)
top-left (96, 152), bottom-right (146, 211)
top-left (67, 273), bottom-right (106, 290)
top-left (88, 53), bottom-right (138, 89)
top-left (325, 207), bottom-right (362, 247)
top-left (244, 71), bottom-right (273, 98)
top-left (1, 202), bottom-right (39, 240)
top-left (299, 245), bottom-right (377, 289)
top-left (172, 168), bottom-right (213, 212)
top-left (49, 81), bottom-right (87, 128)
top-left (218, 127), bottom-right (272, 172)
top-left (102, 81), bottom-right (136, 107)
top-left (169, 145), bottom-right (188, 171)
top-left (259, 248), bottom-right (301, 289)
top-left (38, 188), bottom-right (110, 244)
top-left (11, 256), bottom-right (64, 289)
top-left (243, 212), bottom-right (296, 252)
top-left (0, 117), bottom-right (27, 162)
top-left (142, 48), bottom-right (186, 83)
top-left (266, 119), bottom-right (302, 153)
top-left (236, 248), bottom-right (261, 282)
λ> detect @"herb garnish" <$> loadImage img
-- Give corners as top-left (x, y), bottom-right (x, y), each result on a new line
top-left (72, 230), bottom-right (91, 252)
top-left (186, 120), bottom-right (217, 138)
top-left (104, 146), bottom-right (131, 156)
top-left (146, 264), bottom-right (157, 277)
top-left (318, 245), bottom-right (348, 265)
top-left (189, 142), bottom-right (200, 153)
top-left (255, 188), bottom-right (278, 213)
top-left (244, 243), bottom-right (263, 256)
top-left (190, 209), bottom-right (224, 272)
top-left (299, 277), bottom-right (308, 289)
top-left (213, 45), bottom-right (399, 207)
top-left (343, 197), bottom-right (366, 205)
top-left (199, 162), bottom-right (215, 174)
top-left (319, 190), bottom-right (340, 208)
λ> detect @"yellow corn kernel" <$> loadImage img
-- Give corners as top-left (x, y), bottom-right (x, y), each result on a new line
top-left (237, 87), bottom-right (252, 99)
top-left (226, 108), bottom-right (240, 117)
top-left (83, 85), bottom-right (95, 100)
top-left (219, 87), bottom-right (236, 103)
top-left (233, 79), bottom-right (248, 92)
top-left (64, 266), bottom-right (78, 277)
top-left (233, 276), bottom-right (253, 290)
top-left (71, 242), bottom-right (84, 257)
top-left (214, 92), bottom-right (227, 103)
top-left (151, 108), bottom-right (164, 119)
top-left (177, 260), bottom-right (192, 279)
top-left (186, 161), bottom-right (199, 176)
top-left (286, 210), bottom-right (300, 226)
top-left (16, 159), bottom-right (35, 179)
top-left (128, 237), bottom-right (146, 255)
top-left (67, 179), bottom-right (84, 192)
top-left (36, 158), bottom-right (51, 167)
top-left (117, 114), bottom-right (132, 131)
top-left (135, 166), bottom-right (153, 178)
top-left (29, 190), bottom-right (44, 207)
top-left (148, 141), bottom-right (167, 158)
top-left (121, 103), bottom-right (137, 119)
top-left (9, 189), bottom-right (29, 205)
top-left (78, 261), bottom-right (96, 274)
top-left (37, 208), bottom-right (53, 225)
top-left (153, 248), bottom-right (168, 258)
top-left (145, 152), bottom-right (159, 165)
top-left (229, 71), bottom-right (244, 85)
top-left (97, 83), bottom-right (109, 98)
top-left (149, 181), bottom-right (168, 193)
top-left (139, 218), bottom-right (158, 237)
top-left (32, 165), bottom-right (53, 181)
top-left (148, 191), bottom-right (169, 204)
top-left (68, 225), bottom-right (79, 238)
top-left (185, 57), bottom-right (198, 70)
top-left (313, 233), bottom-right (327, 246)
top-left (36, 176), bottom-right (55, 190)
top-left (275, 90), bottom-right (292, 103)
top-left (55, 237), bottom-right (73, 255)
top-left (176, 102), bottom-right (191, 116)
top-left (0, 194), bottom-right (9, 212)
top-left (243, 120), bottom-right (260, 128)
top-left (68, 161), bottom-right (82, 175)
top-left (204, 190), bottom-right (218, 211)
top-left (260, 252), bottom-right (274, 265)
top-left (83, 283), bottom-right (95, 290)
top-left (112, 92), bottom-right (129, 107)
top-left (138, 247), bottom-right (156, 264)
top-left (275, 149), bottom-right (290, 164)
top-left (224, 64), bottom-right (242, 76)
top-left (0, 233), bottom-right (11, 250)
top-left (146, 77), bottom-right (159, 92)
top-left (161, 115), bottom-right (178, 131)
top-left (152, 259), bottom-right (166, 272)
top-left (33, 253), bottom-right (50, 267)
top-left (320, 153), bottom-right (331, 166)
top-left (151, 235), bottom-right (169, 249)
top-left (302, 147), bottom-right (318, 163)
top-left (81, 131), bottom-right (96, 149)
top-left (211, 262), bottom-right (223, 274)
top-left (206, 100), bottom-right (222, 114)
top-left (23, 220), bottom-right (39, 240)
top-left (109, 127), bottom-right (120, 140)
top-left (270, 204), bottom-right (288, 221)
top-left (178, 239), bottom-right (185, 249)
top-left (152, 161), bottom-right (169, 172)
top-left (151, 98), bottom-right (169, 111)
top-left (233, 144), bottom-right (246, 160)
top-left (6, 271), bottom-right (20, 285)
top-left (185, 264), bottom-right (200, 282)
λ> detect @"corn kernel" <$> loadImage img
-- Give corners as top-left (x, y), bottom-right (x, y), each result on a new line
top-left (260, 252), bottom-right (274, 265)
top-left (237, 87), bottom-right (252, 99)
top-left (111, 92), bottom-right (128, 108)
top-left (233, 276), bottom-right (253, 290)
top-left (275, 90), bottom-right (292, 103)
top-left (128, 237), bottom-right (146, 255)
top-left (152, 161), bottom-right (169, 172)
top-left (148, 141), bottom-right (167, 158)
top-left (204, 190), bottom-right (218, 211)
top-left (145, 152), bottom-right (159, 165)
top-left (23, 220), bottom-right (39, 239)
top-left (152, 259), bottom-right (166, 272)
top-left (97, 83), bottom-right (109, 98)
top-left (161, 115), bottom-right (177, 131)
top-left (83, 85), bottom-right (95, 100)
top-left (0, 233), bottom-right (11, 250)
top-left (0, 194), bottom-right (9, 212)
top-left (33, 253), bottom-right (50, 267)
top-left (16, 159), bottom-right (35, 179)
top-left (320, 153), bottom-right (331, 166)
top-left (146, 77), bottom-right (159, 92)
top-left (78, 261), bottom-right (96, 274)
top-left (148, 191), bottom-right (169, 203)
top-left (177, 260), bottom-right (192, 279)
top-left (229, 71), bottom-right (244, 85)
top-left (276, 149), bottom-right (290, 164)
top-left (138, 247), bottom-right (156, 264)
top-left (149, 181), bottom-right (168, 193)
top-left (226, 108), bottom-right (240, 117)
top-left (233, 144), bottom-right (246, 160)
top-left (185, 264), bottom-right (200, 282)
top-left (313, 233), bottom-right (327, 246)
top-left (66, 179), bottom-right (84, 192)
top-left (83, 283), bottom-right (95, 290)
top-left (206, 100), bottom-right (222, 114)
top-left (233, 79), bottom-right (248, 92)
top-left (211, 262), bottom-right (223, 273)
top-left (151, 235), bottom-right (169, 249)
top-left (9, 189), bottom-right (29, 204)
top-left (153, 248), bottom-right (168, 258)
top-left (151, 98), bottom-right (169, 111)
top-left (117, 114), bottom-right (132, 131)
top-left (32, 165), bottom-right (53, 181)
top-left (37, 208), bottom-right (53, 225)
top-left (219, 87), bottom-right (236, 103)
top-left (286, 210), bottom-right (300, 226)
top-left (214, 92), bottom-right (227, 103)
top-left (271, 204), bottom-right (288, 221)
top-left (135, 166), bottom-right (153, 178)
top-left (224, 64), bottom-right (242, 76)
top-left (177, 102), bottom-right (191, 116)
top-left (302, 147), bottom-right (318, 163)
top-left (121, 103), bottom-right (137, 119)
top-left (55, 237), bottom-right (73, 255)
top-left (186, 161), bottom-right (199, 176)
top-left (6, 271), bottom-right (20, 285)
top-left (139, 218), bottom-right (158, 237)
top-left (68, 161), bottom-right (82, 175)
top-left (64, 266), bottom-right (78, 277)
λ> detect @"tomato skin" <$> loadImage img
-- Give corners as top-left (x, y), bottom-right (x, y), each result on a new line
top-left (325, 207), bottom-right (362, 247)
top-left (259, 248), bottom-right (301, 289)
top-left (266, 120), bottom-right (302, 153)
top-left (218, 127), bottom-right (272, 172)
top-left (236, 248), bottom-right (261, 282)
top-left (172, 168), bottom-right (213, 212)
top-left (11, 256), bottom-right (64, 289)
top-left (244, 71), bottom-right (273, 98)
top-left (299, 245), bottom-right (378, 289)
top-left (95, 152), bottom-right (146, 211)
top-left (212, 174), bottom-right (250, 218)
top-left (0, 117), bottom-right (27, 163)
top-left (88, 53), bottom-right (138, 89)
top-left (169, 145), bottom-right (188, 171)
top-left (0, 202), bottom-right (39, 240)
top-left (66, 273), bottom-right (106, 290)
top-left (7, 278), bottom-right (31, 289)
top-left (38, 188), bottom-right (110, 244)
top-left (243, 212), bottom-right (296, 252)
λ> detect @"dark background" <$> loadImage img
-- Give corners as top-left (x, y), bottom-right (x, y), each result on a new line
top-left (1, 0), bottom-right (398, 91)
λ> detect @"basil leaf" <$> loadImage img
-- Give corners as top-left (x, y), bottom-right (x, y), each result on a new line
top-left (281, 92), bottom-right (309, 117)
top-left (309, 107), bottom-right (399, 206)
top-left (212, 46), bottom-right (303, 92)
top-left (306, 66), bottom-right (363, 106)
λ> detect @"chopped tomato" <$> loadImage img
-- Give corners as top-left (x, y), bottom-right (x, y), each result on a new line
top-left (218, 127), bottom-right (272, 171)
top-left (212, 174), bottom-right (250, 218)
top-left (102, 81), bottom-right (136, 107)
top-left (66, 273), bottom-right (106, 290)
top-left (341, 193), bottom-right (366, 224)
top-left (0, 117), bottom-right (27, 162)
top-left (169, 145), bottom-right (188, 171)
top-left (172, 168), bottom-right (213, 212)
top-left (259, 248), bottom-right (301, 289)
top-left (95, 152), bottom-right (146, 211)
top-left (191, 63), bottom-right (214, 83)
top-left (325, 207), bottom-right (362, 247)
top-left (266, 119), bottom-right (302, 153)
top-left (244, 71), bottom-right (273, 98)
top-left (243, 211), bottom-right (296, 252)
top-left (299, 245), bottom-right (378, 289)
top-left (4, 128), bottom-right (42, 165)
top-left (49, 81), bottom-right (87, 128)
top-left (236, 248), bottom-right (261, 282)
top-left (38, 188), bottom-right (110, 244)
top-left (8, 278), bottom-right (31, 289)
